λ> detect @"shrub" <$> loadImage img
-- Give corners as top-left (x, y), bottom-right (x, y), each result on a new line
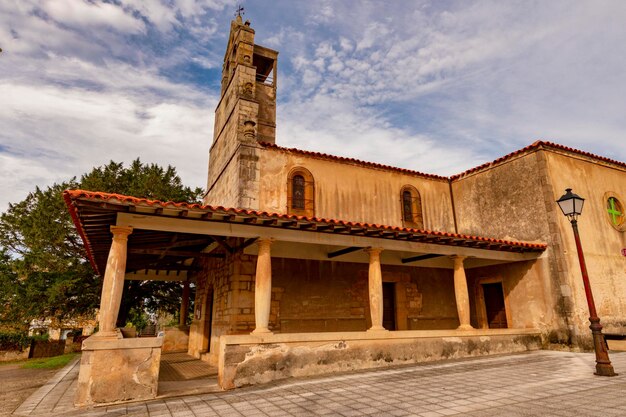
top-left (30, 333), bottom-right (49, 343)
top-left (0, 331), bottom-right (31, 351)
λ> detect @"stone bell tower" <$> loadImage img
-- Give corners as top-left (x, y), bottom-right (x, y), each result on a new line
top-left (205, 16), bottom-right (278, 209)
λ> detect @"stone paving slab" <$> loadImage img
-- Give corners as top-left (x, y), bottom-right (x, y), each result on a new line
top-left (12, 356), bottom-right (80, 416)
top-left (14, 350), bottom-right (626, 416)
top-left (159, 352), bottom-right (218, 382)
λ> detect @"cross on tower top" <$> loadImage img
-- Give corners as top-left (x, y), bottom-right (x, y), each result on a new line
top-left (235, 5), bottom-right (245, 18)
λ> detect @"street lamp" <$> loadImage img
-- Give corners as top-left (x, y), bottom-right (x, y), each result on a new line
top-left (556, 188), bottom-right (616, 376)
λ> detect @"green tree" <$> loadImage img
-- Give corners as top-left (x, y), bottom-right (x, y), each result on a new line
top-left (0, 159), bottom-right (203, 330)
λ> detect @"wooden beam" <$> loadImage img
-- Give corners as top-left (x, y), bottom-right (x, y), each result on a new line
top-left (401, 253), bottom-right (446, 264)
top-left (116, 213), bottom-right (544, 262)
top-left (211, 235), bottom-right (234, 254)
top-left (327, 246), bottom-right (363, 259)
top-left (129, 249), bottom-right (225, 258)
top-left (126, 263), bottom-right (200, 272)
top-left (125, 270), bottom-right (189, 282)
top-left (77, 200), bottom-right (129, 212)
top-left (236, 237), bottom-right (258, 252)
top-left (131, 238), bottom-right (213, 251)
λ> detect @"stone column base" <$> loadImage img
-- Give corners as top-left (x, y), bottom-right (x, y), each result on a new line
top-left (75, 334), bottom-right (163, 406)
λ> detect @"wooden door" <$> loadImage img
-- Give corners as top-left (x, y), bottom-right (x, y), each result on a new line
top-left (202, 290), bottom-right (214, 352)
top-left (382, 282), bottom-right (396, 330)
top-left (482, 283), bottom-right (507, 328)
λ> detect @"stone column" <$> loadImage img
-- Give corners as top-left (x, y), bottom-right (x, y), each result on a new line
top-left (252, 238), bottom-right (273, 334)
top-left (179, 281), bottom-right (190, 327)
top-left (96, 226), bottom-right (133, 338)
top-left (453, 255), bottom-right (474, 331)
top-left (366, 247), bottom-right (386, 332)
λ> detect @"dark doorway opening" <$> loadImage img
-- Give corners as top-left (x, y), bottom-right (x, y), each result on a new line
top-left (382, 282), bottom-right (396, 330)
top-left (203, 290), bottom-right (214, 352)
top-left (482, 283), bottom-right (507, 328)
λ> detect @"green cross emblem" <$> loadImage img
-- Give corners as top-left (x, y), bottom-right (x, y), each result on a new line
top-left (607, 197), bottom-right (623, 225)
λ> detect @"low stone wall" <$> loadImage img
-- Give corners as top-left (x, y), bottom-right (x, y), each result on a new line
top-left (218, 329), bottom-right (542, 389)
top-left (75, 334), bottom-right (163, 406)
top-left (0, 349), bottom-right (29, 362)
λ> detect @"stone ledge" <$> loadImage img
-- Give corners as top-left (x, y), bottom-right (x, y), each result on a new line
top-left (221, 328), bottom-right (541, 345)
top-left (217, 330), bottom-right (543, 390)
top-left (83, 335), bottom-right (163, 351)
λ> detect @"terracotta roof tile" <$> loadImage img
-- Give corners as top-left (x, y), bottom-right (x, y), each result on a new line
top-left (259, 142), bottom-right (449, 181)
top-left (260, 140), bottom-right (626, 182)
top-left (450, 140), bottom-right (626, 180)
top-left (64, 189), bottom-right (547, 253)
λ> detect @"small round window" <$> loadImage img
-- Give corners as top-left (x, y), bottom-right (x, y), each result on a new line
top-left (606, 196), bottom-right (625, 230)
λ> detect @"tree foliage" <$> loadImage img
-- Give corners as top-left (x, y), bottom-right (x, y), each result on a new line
top-left (0, 159), bottom-right (203, 331)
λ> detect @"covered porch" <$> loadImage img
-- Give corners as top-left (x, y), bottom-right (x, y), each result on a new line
top-left (64, 190), bottom-right (548, 405)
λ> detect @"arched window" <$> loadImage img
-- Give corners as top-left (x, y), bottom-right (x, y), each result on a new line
top-left (287, 168), bottom-right (315, 217)
top-left (402, 190), bottom-right (413, 222)
top-left (401, 185), bottom-right (423, 228)
top-left (292, 175), bottom-right (305, 209)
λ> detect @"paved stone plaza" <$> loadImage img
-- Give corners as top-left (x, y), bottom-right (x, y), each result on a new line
top-left (15, 350), bottom-right (626, 416)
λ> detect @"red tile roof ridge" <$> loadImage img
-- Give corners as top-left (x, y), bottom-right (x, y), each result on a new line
top-left (259, 140), bottom-right (625, 182)
top-left (450, 140), bottom-right (626, 180)
top-left (63, 189), bottom-right (547, 250)
top-left (258, 142), bottom-right (449, 181)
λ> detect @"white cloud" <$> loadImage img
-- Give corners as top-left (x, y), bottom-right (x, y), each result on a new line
top-left (1, 0), bottom-right (626, 214)
top-left (0, 82), bottom-right (214, 211)
top-left (277, 0), bottom-right (626, 162)
top-left (42, 0), bottom-right (145, 34)
top-left (277, 95), bottom-right (473, 177)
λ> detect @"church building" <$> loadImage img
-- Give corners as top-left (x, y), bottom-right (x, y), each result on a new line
top-left (65, 16), bottom-right (626, 405)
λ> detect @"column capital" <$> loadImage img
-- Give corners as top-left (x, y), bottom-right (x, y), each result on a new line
top-left (451, 255), bottom-right (466, 264)
top-left (110, 225), bottom-right (133, 239)
top-left (364, 247), bottom-right (383, 256)
top-left (256, 238), bottom-right (273, 255)
top-left (257, 237), bottom-right (274, 246)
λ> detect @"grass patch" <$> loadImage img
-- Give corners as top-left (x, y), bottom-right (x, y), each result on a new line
top-left (21, 353), bottom-right (78, 369)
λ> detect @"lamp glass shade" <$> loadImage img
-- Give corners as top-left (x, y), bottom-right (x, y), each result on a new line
top-left (556, 188), bottom-right (585, 217)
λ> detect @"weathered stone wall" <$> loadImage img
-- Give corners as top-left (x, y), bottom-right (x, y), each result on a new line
top-left (162, 327), bottom-right (189, 352)
top-left (271, 259), bottom-right (458, 332)
top-left (205, 20), bottom-right (275, 210)
top-left (451, 151), bottom-right (568, 345)
top-left (205, 92), bottom-right (261, 209)
top-left (75, 337), bottom-right (162, 406)
top-left (452, 148), bottom-right (626, 348)
top-left (188, 251), bottom-right (232, 361)
top-left (259, 148), bottom-right (455, 230)
top-left (466, 259), bottom-right (551, 332)
top-left (452, 153), bottom-right (550, 242)
top-left (218, 330), bottom-right (542, 389)
top-left (0, 349), bottom-right (29, 362)
top-left (192, 253), bottom-right (464, 363)
top-left (255, 82), bottom-right (275, 143)
top-left (190, 246), bottom-right (281, 364)
top-left (544, 150), bottom-right (626, 342)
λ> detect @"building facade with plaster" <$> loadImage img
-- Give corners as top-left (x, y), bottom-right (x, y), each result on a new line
top-left (65, 17), bottom-right (626, 405)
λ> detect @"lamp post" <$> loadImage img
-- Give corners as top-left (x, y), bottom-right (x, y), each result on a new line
top-left (556, 188), bottom-right (616, 376)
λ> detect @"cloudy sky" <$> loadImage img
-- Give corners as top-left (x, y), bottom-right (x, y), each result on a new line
top-left (1, 0), bottom-right (626, 211)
